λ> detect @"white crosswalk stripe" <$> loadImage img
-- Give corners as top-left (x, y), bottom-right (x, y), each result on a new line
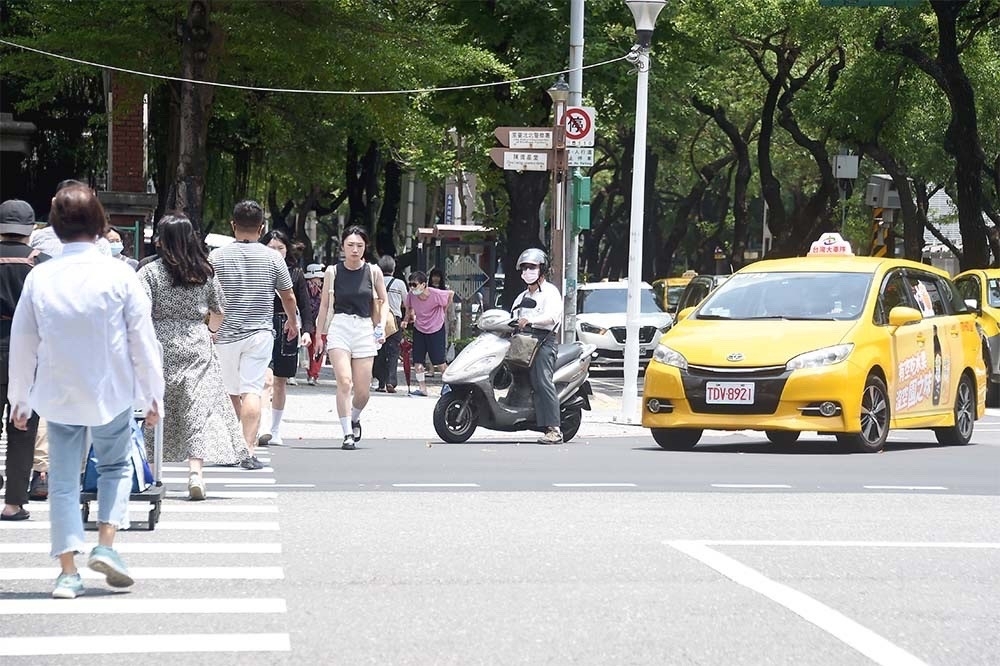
top-left (0, 442), bottom-right (291, 657)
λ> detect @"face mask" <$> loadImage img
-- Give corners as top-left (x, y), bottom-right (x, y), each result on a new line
top-left (521, 268), bottom-right (540, 284)
top-left (411, 286), bottom-right (425, 296)
top-left (109, 242), bottom-right (124, 256)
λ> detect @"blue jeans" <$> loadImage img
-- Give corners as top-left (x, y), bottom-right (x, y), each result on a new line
top-left (48, 409), bottom-right (132, 557)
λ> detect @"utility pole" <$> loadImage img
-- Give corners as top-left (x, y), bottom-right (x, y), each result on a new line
top-left (563, 0), bottom-right (585, 344)
top-left (547, 78), bottom-right (570, 311)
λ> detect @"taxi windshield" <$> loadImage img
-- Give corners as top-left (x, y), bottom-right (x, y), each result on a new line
top-left (694, 272), bottom-right (872, 321)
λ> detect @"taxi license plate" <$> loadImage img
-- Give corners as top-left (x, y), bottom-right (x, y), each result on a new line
top-left (705, 381), bottom-right (755, 405)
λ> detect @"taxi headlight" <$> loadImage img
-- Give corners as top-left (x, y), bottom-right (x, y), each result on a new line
top-left (652, 343), bottom-right (688, 369)
top-left (580, 322), bottom-right (608, 335)
top-left (786, 344), bottom-right (854, 371)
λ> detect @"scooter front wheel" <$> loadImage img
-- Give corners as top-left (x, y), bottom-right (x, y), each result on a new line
top-left (433, 390), bottom-right (478, 443)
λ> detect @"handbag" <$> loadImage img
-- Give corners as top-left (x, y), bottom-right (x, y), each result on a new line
top-left (506, 332), bottom-right (542, 367)
top-left (81, 419), bottom-right (154, 494)
top-left (382, 278), bottom-right (399, 337)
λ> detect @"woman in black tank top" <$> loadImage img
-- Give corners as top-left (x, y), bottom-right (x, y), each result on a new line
top-left (314, 226), bottom-right (390, 449)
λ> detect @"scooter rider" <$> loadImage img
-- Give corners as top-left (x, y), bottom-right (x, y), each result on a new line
top-left (511, 248), bottom-right (564, 445)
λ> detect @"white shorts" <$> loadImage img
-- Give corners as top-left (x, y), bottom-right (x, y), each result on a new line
top-left (328, 313), bottom-right (378, 359)
top-left (215, 330), bottom-right (274, 395)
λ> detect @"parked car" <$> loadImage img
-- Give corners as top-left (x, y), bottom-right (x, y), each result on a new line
top-left (675, 274), bottom-right (729, 314)
top-left (575, 281), bottom-right (673, 366)
top-left (953, 269), bottom-right (1000, 404)
top-left (652, 270), bottom-right (698, 313)
top-left (642, 233), bottom-right (987, 453)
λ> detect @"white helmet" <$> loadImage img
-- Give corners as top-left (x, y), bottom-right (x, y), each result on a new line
top-left (516, 247), bottom-right (547, 270)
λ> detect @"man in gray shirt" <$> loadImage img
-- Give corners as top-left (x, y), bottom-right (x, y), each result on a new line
top-left (209, 200), bottom-right (298, 467)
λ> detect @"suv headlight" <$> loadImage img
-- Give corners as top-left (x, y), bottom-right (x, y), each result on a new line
top-left (786, 344), bottom-right (854, 370)
top-left (652, 343), bottom-right (688, 369)
top-left (580, 322), bottom-right (608, 335)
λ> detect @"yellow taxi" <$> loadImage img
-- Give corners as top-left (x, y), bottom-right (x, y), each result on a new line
top-left (642, 233), bottom-right (987, 453)
top-left (953, 269), bottom-right (1000, 388)
top-left (652, 270), bottom-right (698, 313)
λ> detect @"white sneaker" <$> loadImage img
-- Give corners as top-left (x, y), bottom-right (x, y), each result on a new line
top-left (286, 377), bottom-right (298, 386)
top-left (188, 473), bottom-right (206, 501)
top-left (307, 377), bottom-right (317, 386)
top-left (268, 435), bottom-right (283, 446)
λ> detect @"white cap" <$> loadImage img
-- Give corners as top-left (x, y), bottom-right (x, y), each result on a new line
top-left (0, 199), bottom-right (36, 235)
top-left (304, 263), bottom-right (325, 279)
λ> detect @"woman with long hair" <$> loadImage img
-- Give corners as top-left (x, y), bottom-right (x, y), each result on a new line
top-left (137, 213), bottom-right (249, 499)
top-left (257, 229), bottom-right (313, 446)
top-left (314, 226), bottom-right (389, 449)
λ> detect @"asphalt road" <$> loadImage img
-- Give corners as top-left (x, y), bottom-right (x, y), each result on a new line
top-left (2, 414), bottom-right (998, 664)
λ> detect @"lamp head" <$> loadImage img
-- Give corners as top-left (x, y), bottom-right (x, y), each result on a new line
top-left (625, 0), bottom-right (667, 48)
top-left (547, 74), bottom-right (570, 104)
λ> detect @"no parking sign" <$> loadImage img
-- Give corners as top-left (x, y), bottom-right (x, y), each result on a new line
top-left (563, 106), bottom-right (595, 147)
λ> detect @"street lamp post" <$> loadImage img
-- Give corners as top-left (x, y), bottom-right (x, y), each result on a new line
top-left (547, 76), bottom-right (570, 320)
top-left (619, 0), bottom-right (667, 424)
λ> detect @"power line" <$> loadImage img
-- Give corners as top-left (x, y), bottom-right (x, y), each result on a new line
top-left (0, 38), bottom-right (627, 95)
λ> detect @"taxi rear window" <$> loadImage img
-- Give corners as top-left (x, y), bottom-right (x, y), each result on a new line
top-left (694, 272), bottom-right (872, 321)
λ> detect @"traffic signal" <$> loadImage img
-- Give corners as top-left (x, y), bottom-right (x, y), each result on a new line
top-left (572, 172), bottom-right (591, 232)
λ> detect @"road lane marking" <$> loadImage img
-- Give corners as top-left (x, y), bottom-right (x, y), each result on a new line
top-left (391, 483), bottom-right (481, 488)
top-left (0, 521), bottom-right (280, 531)
top-left (224, 483), bottom-right (315, 488)
top-left (0, 598), bottom-right (287, 615)
top-left (669, 540), bottom-right (928, 666)
top-left (0, 633), bottom-right (290, 656)
top-left (162, 465), bottom-right (275, 473)
top-left (552, 483), bottom-right (638, 488)
top-left (0, 542), bottom-right (282, 554)
top-left (688, 540), bottom-right (1000, 549)
top-left (711, 484), bottom-right (792, 489)
top-left (165, 490), bottom-right (278, 499)
top-left (37, 504), bottom-right (278, 514)
top-left (0, 566), bottom-right (284, 580)
top-left (863, 485), bottom-right (948, 491)
top-left (161, 477), bottom-right (275, 485)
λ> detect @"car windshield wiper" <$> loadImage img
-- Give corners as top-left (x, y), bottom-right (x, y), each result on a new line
top-left (695, 314), bottom-right (732, 320)
top-left (743, 315), bottom-right (837, 321)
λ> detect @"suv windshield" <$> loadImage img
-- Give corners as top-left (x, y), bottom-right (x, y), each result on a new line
top-left (694, 272), bottom-right (872, 321)
top-left (578, 287), bottom-right (663, 314)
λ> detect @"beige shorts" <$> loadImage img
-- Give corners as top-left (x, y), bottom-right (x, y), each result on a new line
top-left (328, 313), bottom-right (378, 359)
top-left (215, 330), bottom-right (274, 395)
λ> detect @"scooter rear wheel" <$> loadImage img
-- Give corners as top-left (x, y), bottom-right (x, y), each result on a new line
top-left (433, 391), bottom-right (478, 443)
top-left (561, 407), bottom-right (583, 443)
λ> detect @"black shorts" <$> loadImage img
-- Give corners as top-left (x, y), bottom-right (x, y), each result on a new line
top-left (271, 313), bottom-right (299, 378)
top-left (412, 327), bottom-right (447, 366)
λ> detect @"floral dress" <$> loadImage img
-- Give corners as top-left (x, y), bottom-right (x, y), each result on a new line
top-left (138, 261), bottom-right (248, 463)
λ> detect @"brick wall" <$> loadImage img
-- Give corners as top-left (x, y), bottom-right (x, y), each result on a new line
top-left (110, 76), bottom-right (145, 193)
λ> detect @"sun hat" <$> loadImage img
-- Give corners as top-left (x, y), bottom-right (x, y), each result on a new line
top-left (304, 263), bottom-right (325, 279)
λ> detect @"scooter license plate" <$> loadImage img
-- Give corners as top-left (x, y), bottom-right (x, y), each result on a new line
top-left (705, 381), bottom-right (755, 405)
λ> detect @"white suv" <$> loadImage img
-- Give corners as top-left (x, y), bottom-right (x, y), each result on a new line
top-left (575, 281), bottom-right (673, 366)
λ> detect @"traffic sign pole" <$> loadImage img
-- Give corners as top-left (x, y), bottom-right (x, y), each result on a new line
top-left (565, 1), bottom-right (586, 344)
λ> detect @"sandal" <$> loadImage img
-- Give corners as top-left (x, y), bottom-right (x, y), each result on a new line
top-left (1, 507), bottom-right (30, 521)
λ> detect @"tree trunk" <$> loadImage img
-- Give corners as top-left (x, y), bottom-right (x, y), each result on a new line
top-left (375, 160), bottom-right (402, 258)
top-left (169, 0), bottom-right (218, 234)
top-left (499, 169), bottom-right (548, 310)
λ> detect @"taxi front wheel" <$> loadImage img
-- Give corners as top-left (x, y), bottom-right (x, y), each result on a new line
top-left (652, 428), bottom-right (702, 450)
top-left (934, 374), bottom-right (976, 446)
top-left (836, 374), bottom-right (890, 454)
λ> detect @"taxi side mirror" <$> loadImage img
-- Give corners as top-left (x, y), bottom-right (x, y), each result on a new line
top-left (677, 306), bottom-right (696, 321)
top-left (888, 306), bottom-right (922, 327)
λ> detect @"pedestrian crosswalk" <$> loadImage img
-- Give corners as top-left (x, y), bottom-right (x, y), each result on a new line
top-left (0, 445), bottom-right (291, 658)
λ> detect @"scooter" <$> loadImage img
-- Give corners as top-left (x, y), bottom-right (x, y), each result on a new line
top-left (432, 302), bottom-right (596, 443)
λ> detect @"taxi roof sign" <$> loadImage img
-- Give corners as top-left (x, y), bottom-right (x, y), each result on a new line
top-left (808, 233), bottom-right (854, 257)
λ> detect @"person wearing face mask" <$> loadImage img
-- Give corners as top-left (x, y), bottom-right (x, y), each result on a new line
top-left (105, 228), bottom-right (138, 270)
top-left (401, 270), bottom-right (454, 397)
top-left (511, 248), bottom-right (564, 445)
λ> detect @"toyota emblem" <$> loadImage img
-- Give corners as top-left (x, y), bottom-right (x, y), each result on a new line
top-left (726, 352), bottom-right (744, 362)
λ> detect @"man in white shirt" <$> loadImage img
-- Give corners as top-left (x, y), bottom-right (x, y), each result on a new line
top-left (9, 184), bottom-right (164, 599)
top-left (511, 248), bottom-right (564, 444)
